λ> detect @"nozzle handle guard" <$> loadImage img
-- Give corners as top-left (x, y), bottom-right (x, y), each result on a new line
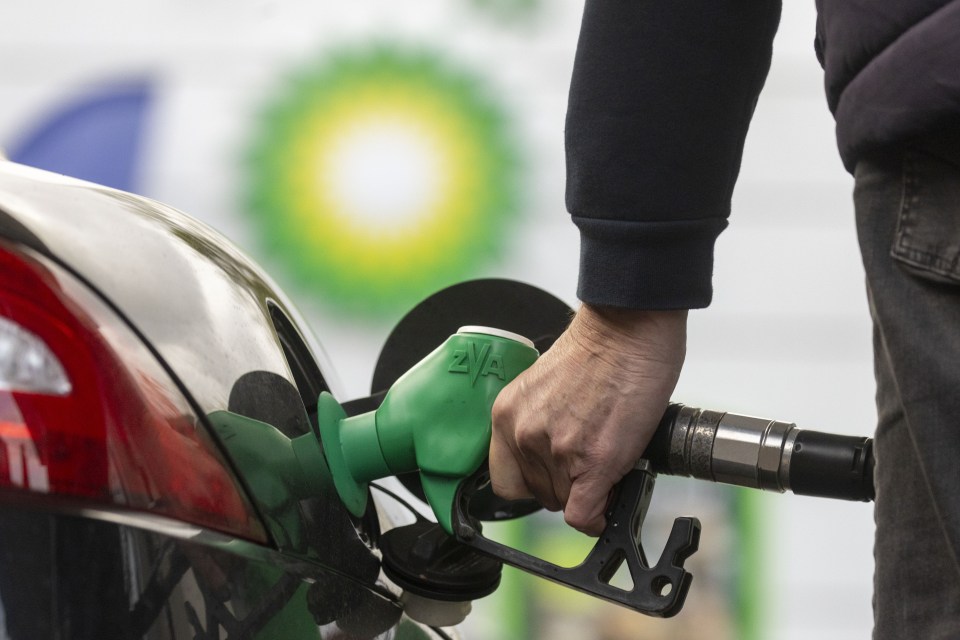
top-left (450, 461), bottom-right (701, 618)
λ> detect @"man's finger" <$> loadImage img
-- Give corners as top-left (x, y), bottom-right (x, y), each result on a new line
top-left (489, 431), bottom-right (534, 501)
top-left (564, 476), bottom-right (613, 536)
top-left (519, 456), bottom-right (563, 512)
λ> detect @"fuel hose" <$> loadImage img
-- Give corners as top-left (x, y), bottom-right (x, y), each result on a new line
top-left (644, 404), bottom-right (875, 502)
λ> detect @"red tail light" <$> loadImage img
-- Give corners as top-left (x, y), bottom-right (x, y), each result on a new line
top-left (0, 240), bottom-right (267, 543)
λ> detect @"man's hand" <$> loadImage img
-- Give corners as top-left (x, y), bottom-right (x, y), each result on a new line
top-left (490, 304), bottom-right (687, 535)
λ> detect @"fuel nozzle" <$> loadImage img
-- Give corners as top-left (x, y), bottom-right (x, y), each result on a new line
top-left (316, 325), bottom-right (700, 620)
top-left (317, 326), bottom-right (539, 533)
top-left (315, 326), bottom-right (538, 625)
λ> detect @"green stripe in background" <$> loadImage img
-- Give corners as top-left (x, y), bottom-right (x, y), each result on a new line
top-left (736, 487), bottom-right (765, 640)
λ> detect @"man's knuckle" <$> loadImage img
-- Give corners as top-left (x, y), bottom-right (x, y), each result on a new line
top-left (514, 426), bottom-right (541, 454)
top-left (491, 394), bottom-right (514, 425)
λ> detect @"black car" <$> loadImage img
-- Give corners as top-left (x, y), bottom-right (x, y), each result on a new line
top-left (0, 159), bottom-right (456, 639)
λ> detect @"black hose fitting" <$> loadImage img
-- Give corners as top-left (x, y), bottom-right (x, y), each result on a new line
top-left (645, 404), bottom-right (875, 502)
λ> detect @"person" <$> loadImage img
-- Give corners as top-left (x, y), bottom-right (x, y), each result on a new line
top-left (488, 1), bottom-right (960, 637)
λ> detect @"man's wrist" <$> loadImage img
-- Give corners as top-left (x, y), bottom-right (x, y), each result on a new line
top-left (572, 304), bottom-right (688, 367)
top-left (578, 303), bottom-right (688, 338)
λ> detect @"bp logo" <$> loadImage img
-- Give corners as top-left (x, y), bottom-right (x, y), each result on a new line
top-left (243, 46), bottom-right (521, 317)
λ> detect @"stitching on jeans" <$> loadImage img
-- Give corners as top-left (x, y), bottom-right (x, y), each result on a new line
top-left (894, 152), bottom-right (916, 252)
top-left (890, 151), bottom-right (960, 281)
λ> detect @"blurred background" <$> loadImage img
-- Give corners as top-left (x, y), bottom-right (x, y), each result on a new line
top-left (0, 1), bottom-right (876, 638)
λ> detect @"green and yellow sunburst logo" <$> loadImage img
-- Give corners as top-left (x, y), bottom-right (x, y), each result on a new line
top-left (243, 45), bottom-right (522, 317)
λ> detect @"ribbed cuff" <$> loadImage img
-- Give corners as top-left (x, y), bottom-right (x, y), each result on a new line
top-left (573, 215), bottom-right (727, 310)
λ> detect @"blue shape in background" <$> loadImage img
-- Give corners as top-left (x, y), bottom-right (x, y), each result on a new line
top-left (7, 79), bottom-right (153, 193)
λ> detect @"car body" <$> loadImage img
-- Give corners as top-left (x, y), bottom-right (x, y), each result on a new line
top-left (0, 160), bottom-right (449, 639)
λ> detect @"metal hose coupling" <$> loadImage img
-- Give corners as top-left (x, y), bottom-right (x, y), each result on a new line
top-left (645, 404), bottom-right (875, 502)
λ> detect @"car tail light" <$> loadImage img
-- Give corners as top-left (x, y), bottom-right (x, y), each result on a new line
top-left (0, 240), bottom-right (267, 543)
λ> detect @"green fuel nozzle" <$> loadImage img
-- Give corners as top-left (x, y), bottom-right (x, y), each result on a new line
top-left (314, 324), bottom-right (699, 618)
top-left (317, 326), bottom-right (539, 535)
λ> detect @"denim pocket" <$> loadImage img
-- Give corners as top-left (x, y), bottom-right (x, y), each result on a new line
top-left (891, 150), bottom-right (960, 284)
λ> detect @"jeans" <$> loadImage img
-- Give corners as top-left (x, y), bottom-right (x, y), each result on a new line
top-left (855, 147), bottom-right (960, 639)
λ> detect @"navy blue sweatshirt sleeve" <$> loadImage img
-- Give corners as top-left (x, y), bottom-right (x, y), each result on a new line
top-left (566, 0), bottom-right (781, 309)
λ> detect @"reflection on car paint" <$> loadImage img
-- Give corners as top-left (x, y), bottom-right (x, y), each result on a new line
top-left (0, 505), bottom-right (411, 639)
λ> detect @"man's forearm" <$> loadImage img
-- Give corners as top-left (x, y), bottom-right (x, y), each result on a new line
top-left (566, 0), bottom-right (782, 309)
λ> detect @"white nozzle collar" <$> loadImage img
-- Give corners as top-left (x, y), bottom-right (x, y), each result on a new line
top-left (457, 326), bottom-right (534, 348)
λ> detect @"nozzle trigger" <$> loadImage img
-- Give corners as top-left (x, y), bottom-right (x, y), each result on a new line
top-left (450, 460), bottom-right (701, 618)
